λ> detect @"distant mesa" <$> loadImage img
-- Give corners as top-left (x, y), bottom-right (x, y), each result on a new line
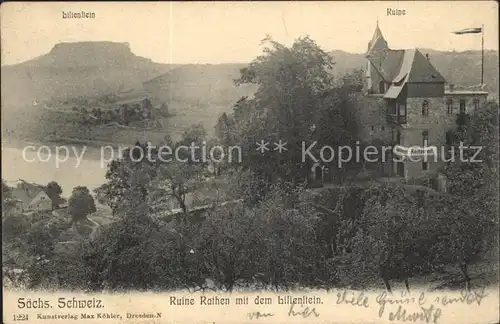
top-left (48, 41), bottom-right (136, 64)
top-left (49, 41), bottom-right (133, 55)
top-left (1, 41), bottom-right (171, 108)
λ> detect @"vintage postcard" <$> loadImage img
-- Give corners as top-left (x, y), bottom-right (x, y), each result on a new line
top-left (1, 1), bottom-right (499, 323)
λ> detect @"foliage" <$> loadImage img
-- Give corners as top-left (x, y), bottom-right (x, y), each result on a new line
top-left (96, 124), bottom-right (208, 222)
top-left (250, 183), bottom-right (323, 289)
top-left (95, 142), bottom-right (157, 217)
top-left (2, 214), bottom-right (30, 242)
top-left (45, 181), bottom-right (63, 208)
top-left (2, 180), bottom-right (18, 217)
top-left (68, 186), bottom-right (97, 224)
top-left (4, 37), bottom-right (498, 292)
top-left (193, 202), bottom-right (256, 291)
top-left (221, 36), bottom-right (361, 183)
top-left (329, 178), bottom-right (497, 287)
top-left (444, 100), bottom-right (499, 256)
top-left (445, 101), bottom-right (498, 206)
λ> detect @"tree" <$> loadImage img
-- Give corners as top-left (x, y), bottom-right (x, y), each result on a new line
top-left (445, 101), bottom-right (498, 203)
top-left (193, 183), bottom-right (322, 291)
top-left (150, 124), bottom-right (208, 221)
top-left (45, 181), bottom-right (63, 209)
top-left (249, 183), bottom-right (322, 290)
top-left (95, 142), bottom-right (157, 218)
top-left (83, 167), bottom-right (190, 291)
top-left (141, 98), bottom-right (152, 119)
top-left (193, 202), bottom-right (255, 291)
top-left (68, 186), bottom-right (97, 226)
top-left (223, 36), bottom-right (360, 183)
top-left (95, 159), bottom-right (131, 217)
top-left (119, 104), bottom-right (129, 125)
top-left (215, 112), bottom-right (235, 146)
top-left (96, 126), bottom-right (207, 223)
top-left (444, 100), bottom-right (499, 259)
top-left (160, 103), bottom-right (169, 117)
top-left (219, 168), bottom-right (269, 206)
top-left (2, 180), bottom-right (17, 217)
top-left (322, 181), bottom-right (495, 291)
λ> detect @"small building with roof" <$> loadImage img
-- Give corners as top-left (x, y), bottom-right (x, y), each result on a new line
top-left (11, 181), bottom-right (52, 213)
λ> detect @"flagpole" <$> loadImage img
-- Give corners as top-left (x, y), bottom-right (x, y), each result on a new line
top-left (481, 24), bottom-right (484, 86)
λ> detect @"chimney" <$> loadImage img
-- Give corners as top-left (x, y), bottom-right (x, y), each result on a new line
top-left (426, 53), bottom-right (430, 61)
top-left (449, 84), bottom-right (455, 92)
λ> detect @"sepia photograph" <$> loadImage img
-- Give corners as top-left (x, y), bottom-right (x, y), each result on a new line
top-left (2, 1), bottom-right (499, 323)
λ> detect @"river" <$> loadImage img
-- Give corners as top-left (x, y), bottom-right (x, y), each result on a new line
top-left (2, 139), bottom-right (110, 198)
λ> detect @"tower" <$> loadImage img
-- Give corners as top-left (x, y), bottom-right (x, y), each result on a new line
top-left (365, 21), bottom-right (390, 94)
top-left (366, 20), bottom-right (388, 55)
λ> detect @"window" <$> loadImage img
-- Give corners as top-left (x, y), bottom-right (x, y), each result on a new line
top-left (371, 125), bottom-right (374, 131)
top-left (446, 99), bottom-right (453, 114)
top-left (390, 102), bottom-right (397, 115)
top-left (422, 100), bottom-right (429, 117)
top-left (422, 161), bottom-right (428, 171)
top-left (381, 126), bottom-right (385, 131)
top-left (422, 130), bottom-right (429, 146)
top-left (459, 100), bottom-right (466, 114)
top-left (398, 103), bottom-right (406, 117)
top-left (473, 98), bottom-right (480, 111)
top-left (379, 81), bottom-right (385, 93)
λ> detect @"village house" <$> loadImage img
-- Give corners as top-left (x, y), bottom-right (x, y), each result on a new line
top-left (359, 22), bottom-right (488, 182)
top-left (11, 181), bottom-right (53, 213)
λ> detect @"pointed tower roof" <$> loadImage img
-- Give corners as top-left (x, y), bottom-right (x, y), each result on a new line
top-left (367, 21), bottom-right (388, 54)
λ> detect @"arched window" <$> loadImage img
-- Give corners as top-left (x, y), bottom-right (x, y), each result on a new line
top-left (422, 100), bottom-right (429, 117)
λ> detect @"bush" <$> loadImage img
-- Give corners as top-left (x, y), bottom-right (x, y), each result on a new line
top-left (2, 215), bottom-right (30, 241)
top-left (328, 184), bottom-right (494, 288)
top-left (4, 179), bottom-right (496, 291)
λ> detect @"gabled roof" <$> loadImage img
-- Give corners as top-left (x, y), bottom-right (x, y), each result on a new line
top-left (369, 48), bottom-right (446, 85)
top-left (368, 49), bottom-right (405, 82)
top-left (383, 49), bottom-right (447, 99)
top-left (366, 23), bottom-right (447, 86)
top-left (11, 182), bottom-right (47, 209)
top-left (392, 49), bottom-right (415, 83)
top-left (384, 81), bottom-right (406, 99)
top-left (406, 49), bottom-right (446, 83)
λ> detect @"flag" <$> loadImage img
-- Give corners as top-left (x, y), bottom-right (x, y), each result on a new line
top-left (452, 27), bottom-right (482, 35)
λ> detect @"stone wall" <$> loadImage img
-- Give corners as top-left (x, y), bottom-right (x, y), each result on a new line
top-left (354, 92), bottom-right (489, 180)
top-left (407, 82), bottom-right (445, 97)
top-left (405, 97), bottom-right (454, 145)
top-left (355, 95), bottom-right (392, 144)
top-left (399, 97), bottom-right (452, 179)
top-left (444, 93), bottom-right (488, 115)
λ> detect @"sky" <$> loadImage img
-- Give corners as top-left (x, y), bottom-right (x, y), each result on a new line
top-left (1, 1), bottom-right (498, 66)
